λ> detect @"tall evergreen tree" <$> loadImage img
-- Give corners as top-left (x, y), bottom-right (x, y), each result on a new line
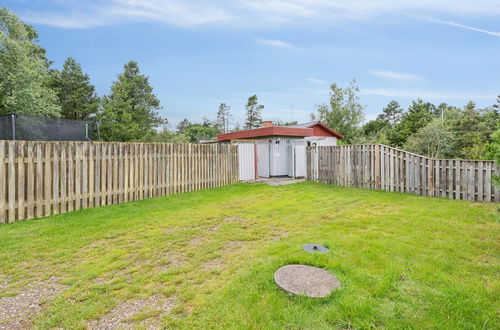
top-left (0, 7), bottom-right (60, 117)
top-left (311, 80), bottom-right (364, 143)
top-left (99, 61), bottom-right (165, 141)
top-left (449, 101), bottom-right (499, 159)
top-left (377, 100), bottom-right (403, 126)
top-left (51, 57), bottom-right (99, 120)
top-left (216, 103), bottom-right (231, 133)
top-left (493, 95), bottom-right (500, 110)
top-left (176, 119), bottom-right (192, 134)
top-left (244, 95), bottom-right (264, 129)
top-left (389, 99), bottom-right (435, 146)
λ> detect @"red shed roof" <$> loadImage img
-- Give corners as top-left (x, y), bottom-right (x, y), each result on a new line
top-left (217, 121), bottom-right (343, 142)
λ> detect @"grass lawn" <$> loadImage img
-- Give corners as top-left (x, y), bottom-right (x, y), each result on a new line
top-left (0, 182), bottom-right (499, 329)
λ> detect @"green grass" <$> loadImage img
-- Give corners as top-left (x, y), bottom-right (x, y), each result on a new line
top-left (0, 182), bottom-right (499, 329)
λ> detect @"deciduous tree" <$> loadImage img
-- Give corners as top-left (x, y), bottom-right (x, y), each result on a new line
top-left (183, 118), bottom-right (219, 142)
top-left (0, 7), bottom-right (60, 117)
top-left (403, 120), bottom-right (454, 158)
top-left (311, 80), bottom-right (364, 143)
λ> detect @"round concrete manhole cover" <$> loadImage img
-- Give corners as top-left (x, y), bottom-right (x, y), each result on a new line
top-left (303, 244), bottom-right (329, 253)
top-left (274, 264), bottom-right (341, 298)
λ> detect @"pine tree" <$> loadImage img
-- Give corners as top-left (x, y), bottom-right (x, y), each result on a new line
top-left (176, 119), bottom-right (192, 134)
top-left (216, 103), bottom-right (231, 133)
top-left (51, 57), bottom-right (99, 120)
top-left (377, 100), bottom-right (403, 126)
top-left (389, 99), bottom-right (435, 146)
top-left (0, 7), bottom-right (60, 117)
top-left (244, 95), bottom-right (264, 129)
top-left (99, 61), bottom-right (165, 141)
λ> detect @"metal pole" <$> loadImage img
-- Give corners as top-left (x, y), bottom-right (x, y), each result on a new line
top-left (11, 114), bottom-right (15, 140)
top-left (96, 121), bottom-right (101, 141)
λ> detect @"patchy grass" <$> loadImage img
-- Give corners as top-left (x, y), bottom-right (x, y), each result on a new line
top-left (0, 182), bottom-right (498, 329)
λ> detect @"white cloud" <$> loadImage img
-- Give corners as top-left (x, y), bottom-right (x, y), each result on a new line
top-left (305, 78), bottom-right (328, 84)
top-left (361, 88), bottom-right (495, 100)
top-left (426, 17), bottom-right (500, 38)
top-left (239, 0), bottom-right (500, 21)
top-left (369, 70), bottom-right (424, 82)
top-left (18, 0), bottom-right (500, 29)
top-left (257, 38), bottom-right (294, 48)
top-left (21, 0), bottom-right (232, 29)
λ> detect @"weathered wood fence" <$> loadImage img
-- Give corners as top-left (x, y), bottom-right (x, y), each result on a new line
top-left (307, 144), bottom-right (499, 202)
top-left (0, 141), bottom-right (239, 223)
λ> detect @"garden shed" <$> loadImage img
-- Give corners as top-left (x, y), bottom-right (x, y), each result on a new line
top-left (217, 121), bottom-right (343, 180)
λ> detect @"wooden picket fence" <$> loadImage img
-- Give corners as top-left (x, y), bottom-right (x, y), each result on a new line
top-left (307, 144), bottom-right (499, 202)
top-left (0, 141), bottom-right (239, 223)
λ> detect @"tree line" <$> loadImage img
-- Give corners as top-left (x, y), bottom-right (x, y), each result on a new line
top-left (0, 7), bottom-right (268, 143)
top-left (1, 7), bottom-right (499, 165)
top-left (312, 80), bottom-right (500, 161)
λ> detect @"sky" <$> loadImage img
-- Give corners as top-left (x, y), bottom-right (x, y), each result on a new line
top-left (3, 0), bottom-right (500, 128)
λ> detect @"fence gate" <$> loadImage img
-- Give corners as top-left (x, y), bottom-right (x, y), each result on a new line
top-left (237, 143), bottom-right (255, 181)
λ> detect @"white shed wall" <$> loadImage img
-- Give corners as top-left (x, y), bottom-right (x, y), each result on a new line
top-left (305, 136), bottom-right (337, 146)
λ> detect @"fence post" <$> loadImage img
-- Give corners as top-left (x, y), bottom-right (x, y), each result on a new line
top-left (374, 144), bottom-right (381, 190)
top-left (11, 114), bottom-right (15, 140)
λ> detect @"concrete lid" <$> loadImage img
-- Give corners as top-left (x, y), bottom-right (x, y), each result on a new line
top-left (303, 244), bottom-right (329, 253)
top-left (274, 264), bottom-right (341, 298)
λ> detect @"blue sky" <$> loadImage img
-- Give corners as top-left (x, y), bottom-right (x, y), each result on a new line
top-left (4, 0), bottom-right (500, 128)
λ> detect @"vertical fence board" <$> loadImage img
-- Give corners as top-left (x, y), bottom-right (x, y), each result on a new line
top-left (17, 142), bottom-right (25, 220)
top-left (7, 142), bottom-right (15, 222)
top-left (52, 143), bottom-right (59, 215)
top-left (0, 142), bottom-right (5, 223)
top-left (44, 144), bottom-right (52, 216)
top-left (61, 144), bottom-right (67, 214)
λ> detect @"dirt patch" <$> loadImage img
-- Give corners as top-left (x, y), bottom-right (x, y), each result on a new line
top-left (154, 256), bottom-right (188, 273)
top-left (223, 216), bottom-right (245, 222)
top-left (162, 226), bottom-right (177, 233)
top-left (209, 224), bottom-right (221, 232)
top-left (87, 294), bottom-right (175, 329)
top-left (189, 236), bottom-right (204, 246)
top-left (222, 240), bottom-right (244, 251)
top-left (269, 232), bottom-right (288, 241)
top-left (0, 277), bottom-right (64, 329)
top-left (201, 241), bottom-right (245, 271)
top-left (201, 257), bottom-right (225, 271)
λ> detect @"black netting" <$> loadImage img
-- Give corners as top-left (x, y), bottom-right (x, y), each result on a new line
top-left (0, 114), bottom-right (99, 141)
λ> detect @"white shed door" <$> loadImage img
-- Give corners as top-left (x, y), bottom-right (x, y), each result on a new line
top-left (237, 143), bottom-right (255, 181)
top-left (294, 144), bottom-right (306, 178)
top-left (256, 142), bottom-right (270, 178)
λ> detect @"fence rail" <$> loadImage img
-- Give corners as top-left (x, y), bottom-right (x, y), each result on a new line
top-left (0, 141), bottom-right (239, 223)
top-left (307, 144), bottom-right (499, 202)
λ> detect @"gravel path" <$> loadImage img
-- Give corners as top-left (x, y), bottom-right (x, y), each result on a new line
top-left (0, 277), bottom-right (64, 329)
top-left (87, 294), bottom-right (175, 329)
